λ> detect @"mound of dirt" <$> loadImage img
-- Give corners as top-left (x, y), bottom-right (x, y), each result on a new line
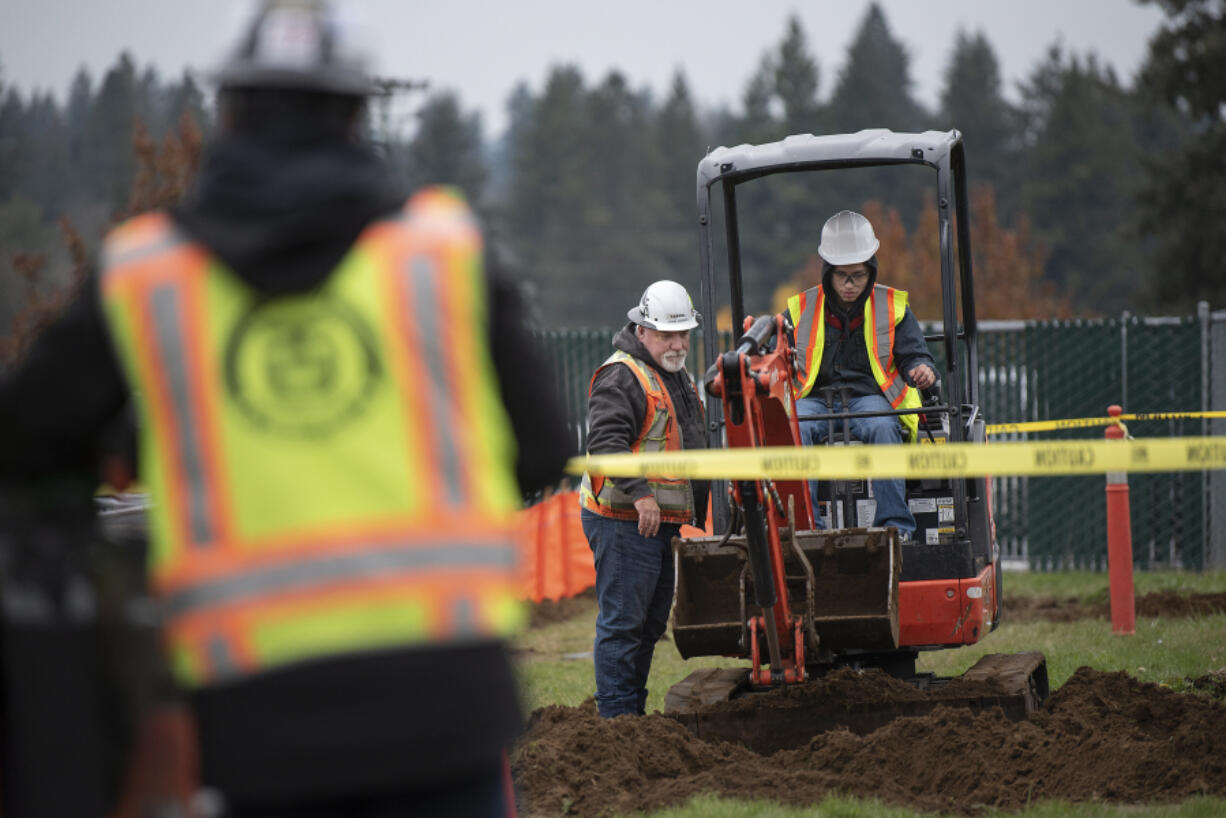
top-left (1190, 668), bottom-right (1226, 698)
top-left (1136, 590), bottom-right (1226, 618)
top-left (512, 667), bottom-right (1226, 816)
top-left (1004, 591), bottom-right (1226, 623)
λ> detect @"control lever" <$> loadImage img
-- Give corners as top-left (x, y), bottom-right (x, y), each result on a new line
top-left (918, 381), bottom-right (943, 444)
top-left (920, 381), bottom-right (943, 405)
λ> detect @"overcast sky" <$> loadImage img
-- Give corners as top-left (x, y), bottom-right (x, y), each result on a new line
top-left (1, 1), bottom-right (1167, 139)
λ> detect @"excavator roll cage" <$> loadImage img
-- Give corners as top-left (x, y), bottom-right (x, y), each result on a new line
top-left (695, 129), bottom-right (985, 554)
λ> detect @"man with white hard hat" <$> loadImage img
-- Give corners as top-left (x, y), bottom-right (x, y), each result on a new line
top-left (579, 280), bottom-right (708, 717)
top-left (786, 210), bottom-right (937, 540)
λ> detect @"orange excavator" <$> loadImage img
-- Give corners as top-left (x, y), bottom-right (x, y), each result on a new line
top-left (664, 130), bottom-right (1047, 750)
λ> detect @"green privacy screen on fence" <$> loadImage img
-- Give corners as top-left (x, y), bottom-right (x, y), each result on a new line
top-left (542, 309), bottom-right (1221, 570)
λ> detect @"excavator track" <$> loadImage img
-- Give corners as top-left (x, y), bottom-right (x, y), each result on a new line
top-left (665, 651), bottom-right (1048, 755)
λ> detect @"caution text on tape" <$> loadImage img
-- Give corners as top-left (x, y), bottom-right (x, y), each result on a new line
top-left (568, 437), bottom-right (1226, 481)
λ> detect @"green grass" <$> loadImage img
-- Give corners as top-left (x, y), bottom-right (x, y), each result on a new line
top-left (915, 613), bottom-right (1226, 691)
top-left (514, 593), bottom-right (742, 713)
top-left (999, 569), bottom-right (1226, 601)
top-left (512, 573), bottom-right (1226, 817)
top-left (636, 794), bottom-right (1226, 818)
top-left (515, 570), bottom-right (1226, 711)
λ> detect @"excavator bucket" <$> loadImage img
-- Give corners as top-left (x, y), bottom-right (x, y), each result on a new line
top-left (672, 526), bottom-right (901, 660)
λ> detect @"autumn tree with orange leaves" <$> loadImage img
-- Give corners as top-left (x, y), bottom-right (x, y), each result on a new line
top-left (0, 112), bottom-right (201, 367)
top-left (770, 185), bottom-right (1071, 322)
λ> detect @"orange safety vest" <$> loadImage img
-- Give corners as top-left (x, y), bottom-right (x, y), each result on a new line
top-left (579, 351), bottom-right (698, 525)
top-left (98, 186), bottom-right (524, 688)
top-left (786, 283), bottom-right (921, 443)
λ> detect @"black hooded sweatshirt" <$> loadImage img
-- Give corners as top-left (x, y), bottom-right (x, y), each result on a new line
top-left (809, 259), bottom-right (935, 400)
top-left (0, 134), bottom-right (572, 804)
top-left (584, 323), bottom-right (709, 528)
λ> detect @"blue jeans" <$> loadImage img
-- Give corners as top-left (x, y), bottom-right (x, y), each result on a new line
top-left (581, 509), bottom-right (677, 717)
top-left (795, 392), bottom-right (915, 537)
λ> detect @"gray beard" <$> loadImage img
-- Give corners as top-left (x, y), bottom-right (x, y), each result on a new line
top-left (660, 352), bottom-right (687, 373)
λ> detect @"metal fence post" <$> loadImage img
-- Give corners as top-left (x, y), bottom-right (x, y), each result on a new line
top-left (1199, 302), bottom-right (1210, 571)
top-left (1214, 309), bottom-right (1226, 570)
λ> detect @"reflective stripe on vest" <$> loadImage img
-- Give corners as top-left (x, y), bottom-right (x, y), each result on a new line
top-left (787, 286), bottom-right (825, 397)
top-left (99, 187), bottom-right (523, 687)
top-left (579, 351), bottom-right (695, 524)
top-left (786, 283), bottom-right (921, 443)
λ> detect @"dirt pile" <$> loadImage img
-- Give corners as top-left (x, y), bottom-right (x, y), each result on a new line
top-left (1191, 668), bottom-right (1226, 698)
top-left (512, 667), bottom-right (1226, 816)
top-left (1004, 590), bottom-right (1226, 623)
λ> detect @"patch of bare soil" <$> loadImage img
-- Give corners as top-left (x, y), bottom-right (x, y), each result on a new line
top-left (526, 586), bottom-right (596, 629)
top-left (512, 667), bottom-right (1226, 817)
top-left (1004, 590), bottom-right (1226, 623)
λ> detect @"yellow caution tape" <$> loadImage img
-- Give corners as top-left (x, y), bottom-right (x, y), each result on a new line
top-left (567, 436), bottom-right (1226, 480)
top-left (986, 410), bottom-right (1226, 436)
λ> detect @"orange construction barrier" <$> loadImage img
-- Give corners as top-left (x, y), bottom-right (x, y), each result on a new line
top-left (517, 489), bottom-right (595, 603)
top-left (516, 489), bottom-right (714, 603)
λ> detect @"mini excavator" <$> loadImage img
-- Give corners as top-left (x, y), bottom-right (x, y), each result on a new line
top-left (663, 131), bottom-right (1048, 751)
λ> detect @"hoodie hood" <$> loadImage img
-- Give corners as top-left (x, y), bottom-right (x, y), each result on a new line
top-left (613, 322), bottom-right (656, 367)
top-left (821, 254), bottom-right (879, 314)
top-left (171, 135), bottom-right (405, 294)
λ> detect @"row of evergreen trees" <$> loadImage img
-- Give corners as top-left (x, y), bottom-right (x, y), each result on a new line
top-left (0, 54), bottom-right (208, 334)
top-left (2, 2), bottom-right (1222, 333)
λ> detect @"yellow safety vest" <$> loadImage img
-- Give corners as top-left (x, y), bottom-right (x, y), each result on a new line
top-left (786, 283), bottom-right (921, 443)
top-left (579, 351), bottom-right (697, 525)
top-left (99, 186), bottom-right (524, 688)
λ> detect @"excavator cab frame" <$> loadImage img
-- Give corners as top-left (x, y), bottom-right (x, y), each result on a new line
top-left (696, 130), bottom-right (992, 584)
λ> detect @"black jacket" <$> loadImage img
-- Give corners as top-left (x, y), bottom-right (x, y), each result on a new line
top-left (811, 264), bottom-right (935, 400)
top-left (0, 134), bottom-right (572, 804)
top-left (584, 323), bottom-right (708, 528)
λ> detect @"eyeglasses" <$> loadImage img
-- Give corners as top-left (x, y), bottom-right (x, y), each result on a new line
top-left (832, 270), bottom-right (870, 286)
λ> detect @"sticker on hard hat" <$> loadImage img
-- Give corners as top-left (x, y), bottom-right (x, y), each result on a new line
top-left (567, 436), bottom-right (1226, 480)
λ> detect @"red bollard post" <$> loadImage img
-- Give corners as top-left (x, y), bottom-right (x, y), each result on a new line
top-left (1104, 405), bottom-right (1136, 635)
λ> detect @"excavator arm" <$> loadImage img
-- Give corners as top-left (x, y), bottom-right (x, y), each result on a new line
top-left (682, 313), bottom-right (900, 687)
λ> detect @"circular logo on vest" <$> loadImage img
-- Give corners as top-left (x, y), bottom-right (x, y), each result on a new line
top-left (224, 297), bottom-right (382, 437)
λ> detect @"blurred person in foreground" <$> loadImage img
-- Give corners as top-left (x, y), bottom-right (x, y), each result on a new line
top-left (786, 209), bottom-right (936, 540)
top-left (579, 280), bottom-right (708, 717)
top-left (0, 1), bottom-right (571, 815)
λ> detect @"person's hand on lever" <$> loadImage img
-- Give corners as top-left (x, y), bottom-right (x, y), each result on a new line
top-left (908, 363), bottom-right (936, 390)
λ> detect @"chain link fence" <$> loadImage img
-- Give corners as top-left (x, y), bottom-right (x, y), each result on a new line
top-left (541, 304), bottom-right (1224, 571)
top-left (975, 312), bottom-right (1211, 571)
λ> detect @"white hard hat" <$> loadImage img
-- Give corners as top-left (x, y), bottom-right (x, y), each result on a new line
top-left (817, 210), bottom-right (880, 266)
top-left (214, 0), bottom-right (377, 96)
top-left (627, 280), bottom-right (701, 331)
